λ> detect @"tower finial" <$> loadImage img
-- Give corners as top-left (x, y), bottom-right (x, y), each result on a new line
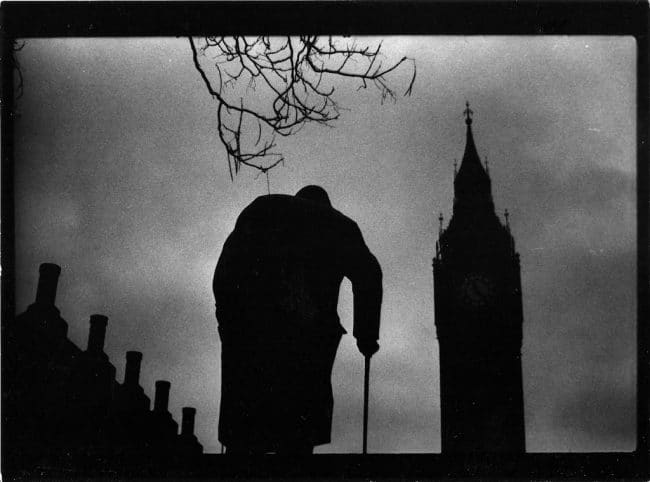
top-left (438, 212), bottom-right (444, 235)
top-left (464, 101), bottom-right (473, 125)
top-left (453, 158), bottom-right (458, 177)
top-left (504, 208), bottom-right (510, 229)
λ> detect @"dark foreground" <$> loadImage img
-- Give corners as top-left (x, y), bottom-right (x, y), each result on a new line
top-left (4, 452), bottom-right (646, 480)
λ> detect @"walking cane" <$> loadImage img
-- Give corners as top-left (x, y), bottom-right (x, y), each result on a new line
top-left (363, 355), bottom-right (370, 454)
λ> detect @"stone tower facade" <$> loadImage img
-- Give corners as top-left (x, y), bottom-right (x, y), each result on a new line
top-left (433, 104), bottom-right (525, 453)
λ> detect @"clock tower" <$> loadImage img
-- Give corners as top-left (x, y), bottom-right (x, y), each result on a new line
top-left (433, 104), bottom-right (525, 453)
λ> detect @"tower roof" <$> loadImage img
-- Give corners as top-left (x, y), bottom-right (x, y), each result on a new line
top-left (457, 102), bottom-right (490, 189)
top-left (453, 102), bottom-right (494, 218)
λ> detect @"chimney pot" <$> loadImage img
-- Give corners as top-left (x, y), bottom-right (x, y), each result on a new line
top-left (124, 351), bottom-right (143, 386)
top-left (35, 263), bottom-right (61, 306)
top-left (181, 407), bottom-right (196, 436)
top-left (87, 314), bottom-right (108, 354)
top-left (154, 380), bottom-right (171, 412)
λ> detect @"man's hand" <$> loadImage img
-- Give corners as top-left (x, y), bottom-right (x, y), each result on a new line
top-left (356, 338), bottom-right (379, 358)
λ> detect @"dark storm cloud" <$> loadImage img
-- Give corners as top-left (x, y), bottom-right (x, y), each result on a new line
top-left (500, 158), bottom-right (635, 251)
top-left (523, 247), bottom-right (635, 451)
top-left (516, 164), bottom-right (634, 220)
top-left (535, 250), bottom-right (633, 344)
top-left (524, 247), bottom-right (636, 385)
top-left (555, 385), bottom-right (635, 450)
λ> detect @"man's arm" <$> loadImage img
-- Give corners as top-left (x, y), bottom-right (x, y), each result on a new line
top-left (342, 223), bottom-right (383, 357)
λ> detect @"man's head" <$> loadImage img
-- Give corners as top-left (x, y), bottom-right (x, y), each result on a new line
top-left (295, 185), bottom-right (332, 208)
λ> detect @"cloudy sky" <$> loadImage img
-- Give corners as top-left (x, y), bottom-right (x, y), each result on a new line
top-left (14, 37), bottom-right (636, 454)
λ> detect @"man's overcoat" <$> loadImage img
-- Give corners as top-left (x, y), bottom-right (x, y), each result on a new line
top-left (213, 194), bottom-right (382, 450)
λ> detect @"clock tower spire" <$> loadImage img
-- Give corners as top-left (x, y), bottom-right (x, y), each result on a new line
top-left (433, 105), bottom-right (525, 453)
top-left (453, 102), bottom-right (495, 221)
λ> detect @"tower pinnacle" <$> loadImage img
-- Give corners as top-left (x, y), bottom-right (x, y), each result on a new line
top-left (463, 101), bottom-right (473, 125)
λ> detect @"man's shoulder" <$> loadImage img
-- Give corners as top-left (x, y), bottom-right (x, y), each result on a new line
top-left (248, 194), bottom-right (295, 209)
top-left (239, 194), bottom-right (357, 230)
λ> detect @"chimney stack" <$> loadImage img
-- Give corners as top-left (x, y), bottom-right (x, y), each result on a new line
top-left (87, 314), bottom-right (108, 354)
top-left (124, 351), bottom-right (143, 387)
top-left (35, 263), bottom-right (61, 306)
top-left (181, 407), bottom-right (196, 436)
top-left (154, 380), bottom-right (171, 412)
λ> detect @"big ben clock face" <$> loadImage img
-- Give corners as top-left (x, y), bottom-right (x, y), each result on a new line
top-left (459, 273), bottom-right (496, 308)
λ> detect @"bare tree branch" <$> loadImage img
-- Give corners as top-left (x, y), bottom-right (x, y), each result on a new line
top-left (190, 36), bottom-right (416, 177)
top-left (11, 39), bottom-right (26, 100)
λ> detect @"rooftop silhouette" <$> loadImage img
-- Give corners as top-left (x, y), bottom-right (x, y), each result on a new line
top-left (3, 263), bottom-right (203, 473)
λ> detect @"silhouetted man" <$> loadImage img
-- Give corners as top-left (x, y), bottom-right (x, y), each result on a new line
top-left (213, 185), bottom-right (383, 454)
